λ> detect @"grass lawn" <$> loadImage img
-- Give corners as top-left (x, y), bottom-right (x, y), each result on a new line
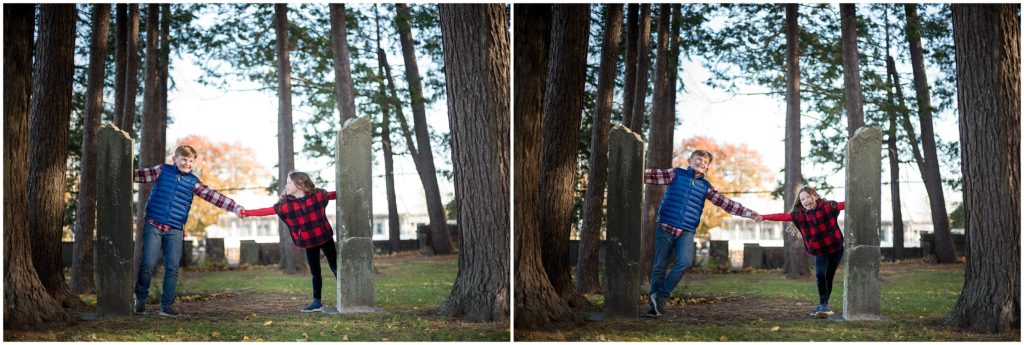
top-left (6, 254), bottom-right (509, 341)
top-left (515, 261), bottom-right (1019, 341)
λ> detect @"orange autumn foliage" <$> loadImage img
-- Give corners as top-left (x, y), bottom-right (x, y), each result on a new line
top-left (673, 136), bottom-right (770, 235)
top-left (175, 135), bottom-right (269, 236)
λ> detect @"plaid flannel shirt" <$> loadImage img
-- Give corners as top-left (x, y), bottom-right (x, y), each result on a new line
top-left (763, 199), bottom-right (845, 256)
top-left (134, 164), bottom-right (243, 231)
top-left (267, 189), bottom-right (335, 249)
top-left (644, 168), bottom-right (756, 237)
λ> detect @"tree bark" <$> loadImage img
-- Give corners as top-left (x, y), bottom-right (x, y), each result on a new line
top-left (620, 4), bottom-right (639, 127)
top-left (944, 4), bottom-right (1020, 333)
top-left (538, 4), bottom-right (591, 309)
top-left (113, 4), bottom-right (127, 128)
top-left (640, 4), bottom-right (673, 291)
top-left (135, 4), bottom-right (163, 284)
top-left (394, 3), bottom-right (457, 255)
top-left (4, 3), bottom-right (69, 328)
top-left (577, 4), bottom-right (623, 295)
top-left (904, 4), bottom-right (957, 263)
top-left (884, 55), bottom-right (905, 262)
top-left (159, 4), bottom-right (169, 145)
top-left (71, 3), bottom-right (110, 295)
top-left (274, 4), bottom-right (307, 275)
top-left (435, 3), bottom-right (510, 322)
top-left (627, 4), bottom-right (652, 134)
top-left (28, 4), bottom-right (81, 309)
top-left (121, 4), bottom-right (140, 135)
top-left (513, 4), bottom-right (575, 328)
top-left (840, 4), bottom-right (864, 137)
top-left (782, 3), bottom-right (810, 279)
top-left (330, 4), bottom-right (357, 124)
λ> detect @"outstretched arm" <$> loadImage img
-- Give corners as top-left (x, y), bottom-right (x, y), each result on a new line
top-left (644, 169), bottom-right (675, 185)
top-left (760, 213), bottom-right (793, 222)
top-left (193, 182), bottom-right (244, 215)
top-left (706, 187), bottom-right (762, 221)
top-left (133, 164), bottom-right (163, 183)
top-left (327, 191), bottom-right (336, 200)
top-left (837, 201), bottom-right (845, 211)
top-left (241, 207), bottom-right (276, 217)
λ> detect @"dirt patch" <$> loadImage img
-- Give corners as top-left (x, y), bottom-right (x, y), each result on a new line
top-left (880, 260), bottom-right (964, 274)
top-left (659, 294), bottom-right (813, 323)
top-left (161, 291), bottom-right (311, 318)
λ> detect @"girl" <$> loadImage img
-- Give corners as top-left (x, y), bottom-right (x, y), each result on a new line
top-left (241, 172), bottom-right (337, 312)
top-left (759, 186), bottom-right (846, 318)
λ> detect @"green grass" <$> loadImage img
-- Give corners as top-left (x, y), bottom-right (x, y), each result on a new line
top-left (517, 262), bottom-right (1018, 341)
top-left (8, 255), bottom-right (508, 341)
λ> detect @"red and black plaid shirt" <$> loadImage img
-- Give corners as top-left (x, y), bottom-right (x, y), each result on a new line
top-left (244, 189), bottom-right (335, 249)
top-left (763, 199), bottom-right (846, 256)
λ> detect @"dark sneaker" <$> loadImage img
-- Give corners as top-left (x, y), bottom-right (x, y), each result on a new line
top-left (816, 304), bottom-right (834, 319)
top-left (645, 306), bottom-right (662, 318)
top-left (301, 299), bottom-right (323, 313)
top-left (809, 304), bottom-right (824, 317)
top-left (645, 294), bottom-right (662, 318)
top-left (134, 298), bottom-right (147, 315)
top-left (159, 306), bottom-right (181, 318)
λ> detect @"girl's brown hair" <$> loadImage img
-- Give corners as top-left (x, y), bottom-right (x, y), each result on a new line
top-left (790, 185), bottom-right (821, 213)
top-left (281, 171), bottom-right (317, 201)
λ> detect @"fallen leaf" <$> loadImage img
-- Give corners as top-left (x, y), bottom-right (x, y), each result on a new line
top-left (211, 332), bottom-right (221, 339)
top-left (771, 326), bottom-right (780, 332)
top-left (342, 335), bottom-right (349, 341)
top-left (264, 320), bottom-right (273, 326)
top-left (719, 336), bottom-right (728, 341)
top-left (243, 336), bottom-right (250, 341)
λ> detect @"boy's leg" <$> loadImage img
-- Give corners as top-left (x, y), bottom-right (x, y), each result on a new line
top-left (159, 229), bottom-right (184, 309)
top-left (649, 229), bottom-right (674, 299)
top-left (322, 239), bottom-right (338, 277)
top-left (134, 223), bottom-right (162, 303)
top-left (661, 231), bottom-right (695, 299)
top-left (305, 246), bottom-right (323, 300)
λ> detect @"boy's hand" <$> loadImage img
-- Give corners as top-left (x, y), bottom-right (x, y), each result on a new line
top-left (234, 207), bottom-right (246, 219)
top-left (750, 211), bottom-right (763, 222)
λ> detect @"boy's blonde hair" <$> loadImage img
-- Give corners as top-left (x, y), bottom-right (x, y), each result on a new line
top-left (691, 149), bottom-right (713, 164)
top-left (175, 145), bottom-right (198, 158)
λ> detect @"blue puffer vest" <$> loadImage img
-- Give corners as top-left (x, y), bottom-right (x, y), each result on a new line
top-left (145, 164), bottom-right (198, 230)
top-left (656, 167), bottom-right (711, 232)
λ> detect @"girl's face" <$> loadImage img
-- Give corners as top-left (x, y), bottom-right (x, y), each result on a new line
top-left (284, 177), bottom-right (299, 195)
top-left (799, 191), bottom-right (818, 210)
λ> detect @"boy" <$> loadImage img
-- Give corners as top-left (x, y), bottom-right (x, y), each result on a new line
top-left (133, 145), bottom-right (244, 317)
top-left (644, 149), bottom-right (761, 318)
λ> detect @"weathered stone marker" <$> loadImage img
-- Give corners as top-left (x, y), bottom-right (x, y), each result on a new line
top-left (240, 240), bottom-right (259, 265)
top-left (95, 124), bottom-right (134, 317)
top-left (841, 126), bottom-right (883, 321)
top-left (710, 240), bottom-right (729, 268)
top-left (604, 126), bottom-right (645, 318)
top-left (334, 116), bottom-right (376, 313)
top-left (743, 243), bottom-right (764, 269)
top-left (206, 238), bottom-right (225, 266)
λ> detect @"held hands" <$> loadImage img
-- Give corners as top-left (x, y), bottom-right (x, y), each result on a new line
top-left (233, 207), bottom-right (247, 219)
top-left (750, 211), bottom-right (763, 222)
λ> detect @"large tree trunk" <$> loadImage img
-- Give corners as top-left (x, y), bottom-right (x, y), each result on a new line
top-left (4, 3), bottom-right (68, 328)
top-left (113, 4), bottom-right (127, 127)
top-left (538, 4), bottom-right (591, 309)
top-left (626, 4), bottom-right (652, 134)
top-left (944, 4), bottom-right (1020, 333)
top-left (782, 3), bottom-right (810, 279)
top-left (121, 4), bottom-right (140, 135)
top-left (640, 4), bottom-right (673, 291)
top-left (513, 4), bottom-right (575, 329)
top-left (620, 4), bottom-right (639, 127)
top-left (884, 55), bottom-right (905, 262)
top-left (576, 4), bottom-right (623, 296)
top-left (394, 3), bottom-right (457, 255)
top-left (435, 3), bottom-right (510, 322)
top-left (904, 4), bottom-right (957, 263)
top-left (159, 4), bottom-right (169, 145)
top-left (329, 4), bottom-right (357, 124)
top-left (839, 4), bottom-right (865, 137)
top-left (135, 4), bottom-right (163, 284)
top-left (71, 4), bottom-right (111, 295)
top-left (27, 4), bottom-right (80, 310)
top-left (375, 46), bottom-right (402, 256)
top-left (274, 4), bottom-right (307, 275)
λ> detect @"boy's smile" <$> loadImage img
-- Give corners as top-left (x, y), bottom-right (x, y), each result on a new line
top-left (173, 155), bottom-right (195, 174)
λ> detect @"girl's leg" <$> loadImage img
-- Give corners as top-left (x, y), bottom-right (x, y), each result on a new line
top-left (321, 239), bottom-right (338, 277)
top-left (305, 246), bottom-right (323, 299)
top-left (814, 254), bottom-right (829, 305)
top-left (824, 249), bottom-right (844, 304)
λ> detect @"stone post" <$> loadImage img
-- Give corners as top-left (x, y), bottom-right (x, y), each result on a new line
top-left (95, 124), bottom-right (134, 317)
top-left (206, 238), bottom-right (225, 266)
top-left (240, 240), bottom-right (259, 265)
top-left (841, 126), bottom-right (883, 321)
top-left (603, 126), bottom-right (645, 318)
top-left (710, 240), bottom-right (729, 268)
top-left (334, 116), bottom-right (376, 313)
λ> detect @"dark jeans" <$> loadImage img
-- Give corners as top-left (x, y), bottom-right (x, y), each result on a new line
top-left (305, 239), bottom-right (338, 300)
top-left (814, 248), bottom-right (844, 305)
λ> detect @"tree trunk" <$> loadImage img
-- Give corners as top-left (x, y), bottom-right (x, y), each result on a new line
top-left (330, 4), bottom-right (358, 124)
top-left (839, 4), bottom-right (864, 137)
top-left (113, 4), bottom-right (127, 128)
top-left (666, 4), bottom-right (681, 130)
top-left (28, 4), bottom-right (80, 309)
top-left (274, 4), bottom-right (307, 275)
top-left (4, 3), bottom-right (69, 328)
top-left (435, 3), bottom-right (510, 322)
top-left (944, 4), bottom-right (1020, 333)
top-left (135, 4), bottom-right (163, 284)
top-left (513, 4), bottom-right (575, 328)
top-left (159, 4), bottom-right (169, 144)
top-left (640, 4), bottom-right (673, 291)
top-left (121, 4), bottom-right (140, 135)
top-left (375, 46), bottom-right (402, 256)
top-left (538, 4), bottom-right (591, 309)
top-left (782, 3), bottom-right (810, 279)
top-left (884, 55), bottom-right (905, 262)
top-left (904, 4), bottom-right (957, 263)
top-left (620, 4), bottom-right (639, 126)
top-left (577, 4), bottom-right (623, 295)
top-left (627, 4), bottom-right (652, 134)
top-left (394, 3), bottom-right (457, 255)
top-left (71, 3), bottom-right (110, 295)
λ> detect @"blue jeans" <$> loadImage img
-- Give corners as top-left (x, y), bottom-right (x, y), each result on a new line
top-left (814, 248), bottom-right (844, 305)
top-left (134, 222), bottom-right (183, 308)
top-left (649, 229), bottom-right (695, 299)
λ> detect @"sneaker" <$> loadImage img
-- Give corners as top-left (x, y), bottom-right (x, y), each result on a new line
top-left (159, 306), bottom-right (181, 318)
top-left (645, 294), bottom-right (662, 318)
top-left (134, 298), bottom-right (147, 315)
top-left (301, 299), bottom-right (323, 313)
top-left (816, 304), bottom-right (834, 319)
